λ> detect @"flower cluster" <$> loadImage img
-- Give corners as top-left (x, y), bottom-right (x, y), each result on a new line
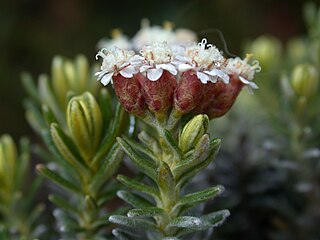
top-left (95, 25), bottom-right (260, 119)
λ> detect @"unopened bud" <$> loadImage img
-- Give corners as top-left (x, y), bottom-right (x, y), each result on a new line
top-left (179, 114), bottom-right (209, 153)
top-left (52, 55), bottom-right (92, 109)
top-left (67, 92), bottom-right (103, 162)
top-left (291, 64), bottom-right (318, 98)
top-left (113, 73), bottom-right (146, 116)
top-left (247, 35), bottom-right (281, 71)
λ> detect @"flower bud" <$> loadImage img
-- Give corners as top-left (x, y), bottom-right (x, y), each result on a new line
top-left (247, 35), bottom-right (281, 71)
top-left (67, 92), bottom-right (103, 162)
top-left (113, 73), bottom-right (146, 116)
top-left (0, 134), bottom-right (17, 181)
top-left (174, 70), bottom-right (203, 115)
top-left (179, 114), bottom-right (209, 153)
top-left (291, 64), bottom-right (319, 98)
top-left (52, 55), bottom-right (94, 109)
top-left (138, 70), bottom-right (176, 115)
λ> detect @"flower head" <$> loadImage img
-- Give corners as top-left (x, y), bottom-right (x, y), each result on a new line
top-left (97, 29), bottom-right (132, 50)
top-left (95, 47), bottom-right (137, 86)
top-left (138, 42), bottom-right (178, 81)
top-left (225, 54), bottom-right (261, 90)
top-left (177, 39), bottom-right (229, 84)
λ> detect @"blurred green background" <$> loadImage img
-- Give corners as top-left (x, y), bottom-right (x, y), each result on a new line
top-left (0, 0), bottom-right (308, 139)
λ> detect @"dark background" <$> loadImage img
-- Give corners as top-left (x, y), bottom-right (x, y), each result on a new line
top-left (0, 0), bottom-right (309, 139)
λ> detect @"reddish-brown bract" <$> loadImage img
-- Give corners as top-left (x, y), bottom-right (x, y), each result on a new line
top-left (198, 74), bottom-right (244, 118)
top-left (138, 71), bottom-right (177, 114)
top-left (113, 74), bottom-right (145, 115)
top-left (174, 70), bottom-right (203, 115)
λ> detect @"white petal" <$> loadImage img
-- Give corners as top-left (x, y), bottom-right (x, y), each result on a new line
top-left (178, 63), bottom-right (193, 72)
top-left (140, 65), bottom-right (152, 72)
top-left (197, 71), bottom-right (210, 84)
top-left (130, 55), bottom-right (144, 65)
top-left (205, 69), bottom-right (230, 84)
top-left (120, 65), bottom-right (136, 78)
top-left (147, 68), bottom-right (163, 81)
top-left (239, 76), bottom-right (250, 84)
top-left (100, 72), bottom-right (113, 86)
top-left (248, 81), bottom-right (259, 89)
top-left (157, 64), bottom-right (178, 75)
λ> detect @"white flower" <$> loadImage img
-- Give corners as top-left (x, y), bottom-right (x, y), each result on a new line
top-left (225, 54), bottom-right (261, 90)
top-left (95, 47), bottom-right (137, 86)
top-left (132, 20), bottom-right (176, 51)
top-left (96, 29), bottom-right (132, 50)
top-left (176, 38), bottom-right (229, 84)
top-left (138, 42), bottom-right (178, 81)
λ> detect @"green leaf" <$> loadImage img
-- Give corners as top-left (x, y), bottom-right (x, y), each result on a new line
top-left (117, 137), bottom-right (157, 181)
top-left (163, 129), bottom-right (181, 160)
top-left (90, 143), bottom-right (124, 193)
top-left (38, 74), bottom-right (63, 124)
top-left (173, 134), bottom-right (210, 179)
top-left (36, 164), bottom-right (81, 194)
top-left (42, 104), bottom-right (58, 126)
top-left (176, 210), bottom-right (230, 237)
top-left (50, 123), bottom-right (89, 175)
top-left (98, 88), bottom-right (113, 132)
top-left (109, 215), bottom-right (157, 231)
top-left (49, 194), bottom-right (78, 215)
top-left (91, 103), bottom-right (126, 167)
top-left (24, 100), bottom-right (47, 134)
top-left (127, 207), bottom-right (166, 218)
top-left (117, 190), bottom-right (153, 209)
top-left (176, 139), bottom-right (220, 191)
top-left (21, 72), bottom-right (41, 104)
top-left (112, 228), bottom-right (142, 240)
top-left (117, 175), bottom-right (160, 202)
top-left (168, 216), bottom-right (205, 229)
top-left (173, 186), bottom-right (224, 214)
top-left (201, 209), bottom-right (230, 227)
top-left (122, 135), bottom-right (157, 162)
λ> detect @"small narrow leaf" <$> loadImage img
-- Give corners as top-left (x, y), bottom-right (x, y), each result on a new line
top-left (50, 123), bottom-right (88, 175)
top-left (176, 210), bottom-right (230, 237)
top-left (109, 215), bottom-right (157, 231)
top-left (91, 103), bottom-right (126, 167)
top-left (98, 88), bottom-right (113, 132)
top-left (117, 175), bottom-right (160, 201)
top-left (117, 190), bottom-right (153, 208)
top-left (168, 216), bottom-right (205, 229)
top-left (122, 135), bottom-right (157, 162)
top-left (49, 194), bottom-right (78, 215)
top-left (174, 186), bottom-right (224, 213)
top-left (117, 137), bottom-right (157, 181)
top-left (112, 228), bottom-right (142, 240)
top-left (36, 164), bottom-right (81, 194)
top-left (21, 72), bottom-right (41, 104)
top-left (127, 207), bottom-right (165, 218)
top-left (90, 143), bottom-right (124, 193)
top-left (163, 129), bottom-right (181, 159)
top-left (42, 104), bottom-right (58, 126)
top-left (176, 139), bottom-right (221, 190)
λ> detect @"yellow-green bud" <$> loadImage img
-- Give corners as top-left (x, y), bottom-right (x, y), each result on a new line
top-left (291, 64), bottom-right (319, 98)
top-left (0, 135), bottom-right (17, 180)
top-left (67, 92), bottom-right (103, 162)
top-left (287, 38), bottom-right (308, 65)
top-left (52, 55), bottom-right (91, 108)
top-left (247, 35), bottom-right (281, 71)
top-left (179, 114), bottom-right (209, 153)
